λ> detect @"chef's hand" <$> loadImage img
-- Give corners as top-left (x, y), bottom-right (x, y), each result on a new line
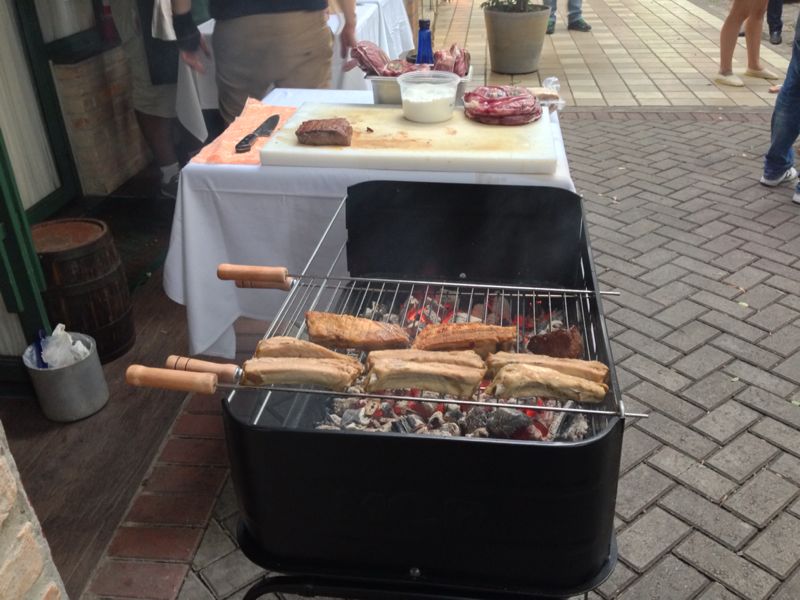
top-left (341, 20), bottom-right (357, 58)
top-left (180, 36), bottom-right (211, 74)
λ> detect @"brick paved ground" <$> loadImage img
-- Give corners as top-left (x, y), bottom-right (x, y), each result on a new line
top-left (433, 0), bottom-right (791, 106)
top-left (82, 107), bottom-right (800, 599)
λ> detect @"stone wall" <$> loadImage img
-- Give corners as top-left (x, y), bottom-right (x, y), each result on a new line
top-left (52, 46), bottom-right (150, 197)
top-left (0, 422), bottom-right (68, 600)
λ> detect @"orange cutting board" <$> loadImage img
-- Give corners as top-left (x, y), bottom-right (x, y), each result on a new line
top-left (259, 103), bottom-right (557, 174)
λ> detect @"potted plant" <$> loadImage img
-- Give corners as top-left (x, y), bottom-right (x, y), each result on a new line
top-left (481, 0), bottom-right (550, 74)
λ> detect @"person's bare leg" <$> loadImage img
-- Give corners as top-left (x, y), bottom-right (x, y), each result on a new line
top-left (745, 0), bottom-right (768, 70)
top-left (720, 0), bottom-right (750, 74)
top-left (135, 111), bottom-right (178, 167)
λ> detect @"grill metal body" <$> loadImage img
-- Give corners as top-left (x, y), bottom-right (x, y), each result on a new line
top-left (223, 182), bottom-right (624, 598)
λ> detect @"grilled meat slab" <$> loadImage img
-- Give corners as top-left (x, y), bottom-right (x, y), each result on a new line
top-left (527, 325), bottom-right (584, 358)
top-left (412, 322), bottom-right (516, 357)
top-left (365, 358), bottom-right (485, 398)
top-left (487, 352), bottom-right (608, 383)
top-left (255, 336), bottom-right (358, 365)
top-left (241, 357), bottom-right (363, 391)
top-left (295, 118), bottom-right (353, 146)
top-left (367, 349), bottom-right (485, 371)
top-left (487, 363), bottom-right (608, 403)
top-left (306, 312), bottom-right (410, 350)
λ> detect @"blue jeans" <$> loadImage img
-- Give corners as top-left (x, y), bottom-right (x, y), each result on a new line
top-left (767, 0), bottom-right (783, 34)
top-left (543, 0), bottom-right (583, 24)
top-left (764, 15), bottom-right (800, 192)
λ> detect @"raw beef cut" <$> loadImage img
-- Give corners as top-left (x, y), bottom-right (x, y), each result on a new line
top-left (347, 41), bottom-right (390, 75)
top-left (463, 86), bottom-right (543, 125)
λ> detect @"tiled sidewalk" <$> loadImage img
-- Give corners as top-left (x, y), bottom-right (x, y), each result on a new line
top-left (82, 107), bottom-right (800, 600)
top-left (433, 0), bottom-right (790, 106)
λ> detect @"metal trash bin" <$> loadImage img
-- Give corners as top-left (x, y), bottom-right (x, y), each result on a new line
top-left (22, 332), bottom-right (109, 422)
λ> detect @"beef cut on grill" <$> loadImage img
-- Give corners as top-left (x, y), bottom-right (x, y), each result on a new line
top-left (223, 182), bottom-right (625, 600)
top-left (295, 118), bottom-right (353, 146)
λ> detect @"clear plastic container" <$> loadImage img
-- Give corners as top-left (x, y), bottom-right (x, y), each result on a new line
top-left (397, 71), bottom-right (461, 124)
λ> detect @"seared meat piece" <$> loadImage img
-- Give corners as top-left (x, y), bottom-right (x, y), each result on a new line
top-left (366, 349), bottom-right (485, 371)
top-left (306, 312), bottom-right (410, 350)
top-left (527, 325), bottom-right (584, 358)
top-left (365, 358), bottom-right (485, 398)
top-left (412, 322), bottom-right (516, 357)
top-left (463, 86), bottom-right (542, 126)
top-left (241, 357), bottom-right (363, 391)
top-left (487, 352), bottom-right (608, 383)
top-left (254, 336), bottom-right (360, 366)
top-left (487, 363), bottom-right (608, 403)
top-left (295, 118), bottom-right (353, 146)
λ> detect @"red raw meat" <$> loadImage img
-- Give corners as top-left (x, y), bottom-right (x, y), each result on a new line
top-left (348, 41), bottom-right (390, 75)
top-left (463, 86), bottom-right (542, 125)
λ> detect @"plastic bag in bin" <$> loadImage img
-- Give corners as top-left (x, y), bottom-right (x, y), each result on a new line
top-left (41, 324), bottom-right (90, 369)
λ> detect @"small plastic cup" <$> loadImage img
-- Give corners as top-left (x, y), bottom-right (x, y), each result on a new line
top-left (397, 71), bottom-right (461, 124)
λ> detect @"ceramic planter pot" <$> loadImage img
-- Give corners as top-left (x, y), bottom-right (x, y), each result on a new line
top-left (484, 4), bottom-right (550, 74)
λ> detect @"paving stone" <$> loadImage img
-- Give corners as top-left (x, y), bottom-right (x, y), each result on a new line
top-left (671, 346), bottom-right (732, 380)
top-left (683, 275), bottom-right (741, 300)
top-left (615, 366), bottom-right (640, 392)
top-left (653, 299), bottom-right (708, 328)
top-left (610, 340), bottom-right (634, 362)
top-left (707, 332), bottom-right (782, 371)
top-left (751, 417), bottom-right (800, 456)
top-left (723, 470), bottom-right (798, 527)
top-left (614, 330), bottom-right (681, 365)
top-left (633, 248), bottom-right (678, 270)
top-left (620, 426), bottom-right (661, 474)
top-left (647, 280), bottom-right (698, 307)
top-left (775, 352), bottom-right (800, 385)
top-left (691, 290), bottom-right (754, 319)
top-left (692, 401), bottom-right (760, 444)
top-left (675, 532), bottom-right (779, 600)
top-left (615, 292), bottom-right (664, 317)
top-left (699, 311), bottom-right (767, 343)
top-left (617, 507), bottom-right (691, 572)
top-left (596, 560), bottom-right (636, 599)
top-left (675, 257), bottom-right (728, 281)
top-left (736, 284), bottom-right (784, 310)
top-left (627, 381), bottom-right (704, 424)
top-left (199, 549), bottom-right (265, 599)
top-left (617, 555), bottom-right (708, 600)
top-left (707, 432), bottom-right (779, 484)
top-left (659, 486), bottom-right (756, 551)
top-left (620, 355), bottom-right (690, 393)
top-left (749, 304), bottom-right (800, 332)
top-left (609, 308), bottom-right (672, 340)
top-left (638, 413), bottom-right (718, 459)
top-left (736, 385), bottom-right (800, 429)
top-left (744, 513), bottom-right (800, 578)
top-left (759, 324), bottom-right (800, 356)
top-left (616, 463), bottom-right (674, 521)
top-left (213, 477), bottom-right (239, 521)
top-left (769, 453), bottom-right (800, 485)
top-left (767, 273), bottom-right (800, 295)
top-left (791, 496), bottom-right (800, 518)
top-left (193, 519), bottom-right (237, 571)
top-left (641, 263), bottom-right (690, 287)
top-left (661, 321), bottom-right (719, 354)
top-left (694, 582), bottom-right (741, 599)
top-left (647, 447), bottom-right (735, 502)
top-left (712, 250), bottom-right (756, 273)
top-left (178, 572), bottom-right (214, 600)
top-left (722, 264), bottom-right (769, 289)
top-left (723, 360), bottom-right (796, 398)
top-left (772, 567), bottom-right (800, 600)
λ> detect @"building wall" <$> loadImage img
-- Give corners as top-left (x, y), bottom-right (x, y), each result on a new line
top-left (0, 421), bottom-right (68, 599)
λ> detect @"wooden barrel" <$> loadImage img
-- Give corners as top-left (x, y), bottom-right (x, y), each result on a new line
top-left (31, 218), bottom-right (135, 363)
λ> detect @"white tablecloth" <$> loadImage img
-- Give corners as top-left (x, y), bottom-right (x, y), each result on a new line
top-left (176, 3), bottom-right (412, 142)
top-left (163, 89), bottom-right (576, 358)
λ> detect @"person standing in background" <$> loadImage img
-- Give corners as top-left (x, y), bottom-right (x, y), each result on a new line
top-left (109, 0), bottom-right (183, 198)
top-left (760, 13), bottom-right (800, 205)
top-left (171, 0), bottom-right (357, 123)
top-left (715, 0), bottom-right (778, 87)
top-left (767, 0), bottom-right (783, 44)
top-left (544, 0), bottom-right (591, 35)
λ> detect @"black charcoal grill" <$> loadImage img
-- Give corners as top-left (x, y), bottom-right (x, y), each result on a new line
top-left (223, 181), bottom-right (628, 600)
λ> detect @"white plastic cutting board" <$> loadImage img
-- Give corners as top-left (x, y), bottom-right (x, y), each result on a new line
top-left (260, 103), bottom-right (557, 174)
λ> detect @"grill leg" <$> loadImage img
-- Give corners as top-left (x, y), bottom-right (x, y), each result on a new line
top-left (241, 578), bottom-right (280, 600)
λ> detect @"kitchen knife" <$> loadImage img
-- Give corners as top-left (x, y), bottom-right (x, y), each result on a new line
top-left (235, 114), bottom-right (281, 153)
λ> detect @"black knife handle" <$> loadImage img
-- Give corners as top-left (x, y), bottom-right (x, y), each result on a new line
top-left (235, 133), bottom-right (257, 153)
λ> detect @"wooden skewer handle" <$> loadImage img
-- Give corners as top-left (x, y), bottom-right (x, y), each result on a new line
top-left (217, 264), bottom-right (288, 283)
top-left (165, 355), bottom-right (241, 383)
top-left (126, 365), bottom-right (218, 394)
top-left (234, 276), bottom-right (293, 291)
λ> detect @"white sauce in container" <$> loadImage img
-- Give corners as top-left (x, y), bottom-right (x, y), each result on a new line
top-left (401, 83), bottom-right (456, 123)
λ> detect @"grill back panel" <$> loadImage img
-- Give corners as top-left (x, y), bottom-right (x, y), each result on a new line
top-left (345, 182), bottom-right (586, 288)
